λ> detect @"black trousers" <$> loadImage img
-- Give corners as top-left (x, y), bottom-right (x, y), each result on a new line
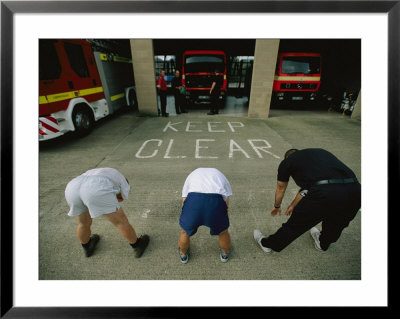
top-left (210, 94), bottom-right (220, 113)
top-left (159, 91), bottom-right (167, 115)
top-left (174, 93), bottom-right (185, 113)
top-left (261, 182), bottom-right (361, 252)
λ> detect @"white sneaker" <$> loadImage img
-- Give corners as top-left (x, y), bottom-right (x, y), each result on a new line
top-left (253, 229), bottom-right (272, 254)
top-left (310, 227), bottom-right (323, 252)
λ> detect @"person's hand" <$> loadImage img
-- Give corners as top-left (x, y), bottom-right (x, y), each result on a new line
top-left (270, 207), bottom-right (282, 216)
top-left (285, 205), bottom-right (294, 216)
top-left (116, 193), bottom-right (123, 202)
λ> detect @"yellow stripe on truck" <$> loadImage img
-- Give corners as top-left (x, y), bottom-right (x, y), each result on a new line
top-left (110, 93), bottom-right (125, 101)
top-left (39, 96), bottom-right (48, 104)
top-left (113, 56), bottom-right (132, 63)
top-left (99, 52), bottom-right (132, 63)
top-left (39, 86), bottom-right (104, 104)
top-left (274, 76), bottom-right (321, 81)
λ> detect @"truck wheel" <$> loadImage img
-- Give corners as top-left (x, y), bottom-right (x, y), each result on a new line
top-left (220, 96), bottom-right (227, 109)
top-left (73, 106), bottom-right (94, 137)
top-left (129, 90), bottom-right (138, 110)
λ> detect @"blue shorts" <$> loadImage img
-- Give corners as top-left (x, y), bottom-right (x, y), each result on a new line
top-left (179, 192), bottom-right (229, 236)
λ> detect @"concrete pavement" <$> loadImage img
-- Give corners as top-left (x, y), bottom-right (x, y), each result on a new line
top-left (39, 106), bottom-right (361, 280)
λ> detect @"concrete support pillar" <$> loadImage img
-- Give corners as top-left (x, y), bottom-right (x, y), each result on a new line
top-left (130, 40), bottom-right (158, 116)
top-left (351, 91), bottom-right (361, 120)
top-left (248, 39), bottom-right (280, 118)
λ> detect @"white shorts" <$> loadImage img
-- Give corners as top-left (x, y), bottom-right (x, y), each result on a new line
top-left (65, 175), bottom-right (121, 218)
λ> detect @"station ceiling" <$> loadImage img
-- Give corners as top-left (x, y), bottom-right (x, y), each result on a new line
top-left (153, 39), bottom-right (256, 56)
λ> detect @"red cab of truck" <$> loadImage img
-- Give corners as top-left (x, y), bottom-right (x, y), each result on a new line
top-left (182, 50), bottom-right (227, 104)
top-left (273, 52), bottom-right (321, 102)
top-left (39, 39), bottom-right (137, 141)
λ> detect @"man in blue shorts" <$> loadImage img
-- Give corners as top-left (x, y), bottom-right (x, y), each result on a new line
top-left (178, 168), bottom-right (232, 263)
top-left (65, 167), bottom-right (149, 258)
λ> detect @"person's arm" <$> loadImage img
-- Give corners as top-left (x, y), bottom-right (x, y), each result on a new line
top-left (210, 81), bottom-right (216, 94)
top-left (284, 191), bottom-right (304, 216)
top-left (182, 197), bottom-right (186, 207)
top-left (116, 193), bottom-right (123, 203)
top-left (270, 180), bottom-right (288, 216)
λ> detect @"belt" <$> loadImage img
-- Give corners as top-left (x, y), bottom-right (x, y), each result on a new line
top-left (314, 178), bottom-right (358, 186)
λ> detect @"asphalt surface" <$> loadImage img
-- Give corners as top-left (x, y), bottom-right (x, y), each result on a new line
top-left (39, 105), bottom-right (361, 280)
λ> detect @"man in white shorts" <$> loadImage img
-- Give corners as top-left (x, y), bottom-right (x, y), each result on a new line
top-left (178, 168), bottom-right (232, 263)
top-left (65, 167), bottom-right (149, 258)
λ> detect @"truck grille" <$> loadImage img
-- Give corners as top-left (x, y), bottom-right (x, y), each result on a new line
top-left (280, 83), bottom-right (317, 90)
top-left (185, 75), bottom-right (223, 89)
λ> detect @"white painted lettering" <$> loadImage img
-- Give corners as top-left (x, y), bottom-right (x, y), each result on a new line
top-left (135, 139), bottom-right (163, 158)
top-left (186, 121), bottom-right (202, 132)
top-left (229, 139), bottom-right (250, 158)
top-left (248, 139), bottom-right (280, 159)
top-left (163, 121), bottom-right (182, 132)
top-left (208, 122), bottom-right (225, 132)
top-left (164, 139), bottom-right (186, 158)
top-left (195, 139), bottom-right (218, 159)
top-left (228, 122), bottom-right (245, 132)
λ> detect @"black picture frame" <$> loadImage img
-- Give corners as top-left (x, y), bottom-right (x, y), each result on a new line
top-left (1, 1), bottom-right (395, 317)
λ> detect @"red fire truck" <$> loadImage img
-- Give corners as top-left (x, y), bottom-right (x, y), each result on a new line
top-left (39, 39), bottom-right (137, 141)
top-left (182, 50), bottom-right (228, 105)
top-left (272, 52), bottom-right (321, 102)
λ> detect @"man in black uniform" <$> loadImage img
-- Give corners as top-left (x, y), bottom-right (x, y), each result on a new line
top-left (254, 148), bottom-right (361, 253)
top-left (171, 69), bottom-right (187, 114)
top-left (207, 68), bottom-right (223, 115)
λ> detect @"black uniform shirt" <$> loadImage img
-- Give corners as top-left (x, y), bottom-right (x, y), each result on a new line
top-left (211, 74), bottom-right (222, 96)
top-left (171, 76), bottom-right (182, 95)
top-left (277, 148), bottom-right (356, 190)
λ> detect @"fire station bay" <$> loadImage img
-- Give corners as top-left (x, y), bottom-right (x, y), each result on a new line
top-left (39, 39), bottom-right (361, 143)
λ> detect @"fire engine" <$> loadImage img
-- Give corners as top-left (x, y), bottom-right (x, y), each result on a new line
top-left (39, 39), bottom-right (137, 141)
top-left (182, 50), bottom-right (228, 105)
top-left (272, 52), bottom-right (321, 102)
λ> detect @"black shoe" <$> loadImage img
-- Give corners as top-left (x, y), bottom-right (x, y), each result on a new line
top-left (176, 111), bottom-right (181, 114)
top-left (83, 234), bottom-right (100, 257)
top-left (133, 234), bottom-right (150, 258)
top-left (207, 111), bottom-right (215, 115)
top-left (162, 113), bottom-right (169, 117)
top-left (181, 110), bottom-right (188, 113)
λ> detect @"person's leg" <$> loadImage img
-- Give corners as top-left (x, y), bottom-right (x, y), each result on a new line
top-left (174, 94), bottom-right (181, 114)
top-left (161, 92), bottom-right (167, 115)
top-left (207, 95), bottom-right (215, 114)
top-left (178, 229), bottom-right (190, 255)
top-left (181, 94), bottom-right (188, 112)
top-left (319, 183), bottom-right (361, 251)
top-left (75, 211), bottom-right (92, 244)
top-left (261, 197), bottom-right (324, 252)
top-left (218, 229), bottom-right (231, 254)
top-left (103, 207), bottom-right (138, 244)
top-left (213, 95), bottom-right (220, 114)
top-left (75, 211), bottom-right (100, 257)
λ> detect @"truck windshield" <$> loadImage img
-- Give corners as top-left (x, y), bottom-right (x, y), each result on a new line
top-left (281, 56), bottom-right (320, 75)
top-left (184, 55), bottom-right (225, 73)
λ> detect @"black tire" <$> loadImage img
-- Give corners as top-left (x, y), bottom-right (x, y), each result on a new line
top-left (129, 90), bottom-right (138, 110)
top-left (220, 96), bottom-right (227, 109)
top-left (72, 105), bottom-right (94, 137)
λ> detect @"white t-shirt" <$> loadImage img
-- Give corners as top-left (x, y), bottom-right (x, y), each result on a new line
top-left (182, 168), bottom-right (232, 200)
top-left (83, 167), bottom-right (131, 200)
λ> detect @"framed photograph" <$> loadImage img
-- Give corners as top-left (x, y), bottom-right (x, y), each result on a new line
top-left (1, 0), bottom-right (395, 317)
